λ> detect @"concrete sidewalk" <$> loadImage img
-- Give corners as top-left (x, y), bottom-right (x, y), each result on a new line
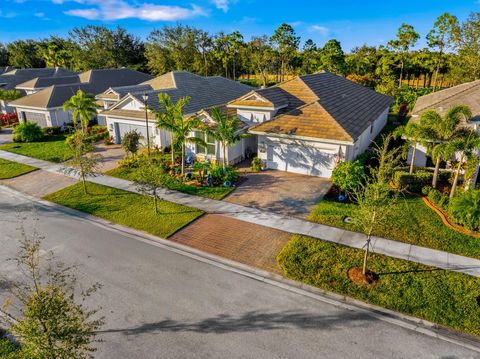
top-left (2, 149), bottom-right (480, 277)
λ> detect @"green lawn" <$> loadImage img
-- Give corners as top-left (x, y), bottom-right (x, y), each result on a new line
top-left (309, 195), bottom-right (480, 259)
top-left (106, 166), bottom-right (235, 200)
top-left (44, 182), bottom-right (203, 238)
top-left (0, 135), bottom-right (71, 163)
top-left (0, 158), bottom-right (37, 179)
top-left (0, 336), bottom-right (19, 358)
top-left (277, 235), bottom-right (480, 336)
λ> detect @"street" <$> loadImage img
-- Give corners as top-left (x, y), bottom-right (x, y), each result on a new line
top-left (0, 185), bottom-right (478, 359)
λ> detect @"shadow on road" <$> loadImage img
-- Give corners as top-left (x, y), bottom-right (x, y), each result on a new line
top-left (98, 309), bottom-right (373, 335)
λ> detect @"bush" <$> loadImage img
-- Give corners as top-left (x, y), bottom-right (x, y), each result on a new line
top-left (449, 190), bottom-right (480, 232)
top-left (44, 126), bottom-right (62, 136)
top-left (331, 160), bottom-right (364, 193)
top-left (427, 188), bottom-right (449, 211)
top-left (421, 185), bottom-right (432, 195)
top-left (121, 130), bottom-right (142, 156)
top-left (12, 122), bottom-right (44, 142)
top-left (393, 170), bottom-right (432, 193)
top-left (250, 157), bottom-right (262, 172)
top-left (223, 165), bottom-right (238, 184)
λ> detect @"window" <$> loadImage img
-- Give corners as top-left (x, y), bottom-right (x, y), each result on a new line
top-left (195, 131), bottom-right (216, 156)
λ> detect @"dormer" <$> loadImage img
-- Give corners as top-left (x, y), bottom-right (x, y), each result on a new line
top-left (227, 91), bottom-right (287, 125)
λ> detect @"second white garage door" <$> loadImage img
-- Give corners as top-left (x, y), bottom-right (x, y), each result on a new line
top-left (114, 122), bottom-right (152, 144)
top-left (267, 143), bottom-right (336, 177)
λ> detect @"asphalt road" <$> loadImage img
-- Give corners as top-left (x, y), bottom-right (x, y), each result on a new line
top-left (0, 186), bottom-right (478, 359)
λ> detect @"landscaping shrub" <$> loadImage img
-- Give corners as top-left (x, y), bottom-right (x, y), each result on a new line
top-left (331, 160), bottom-right (364, 193)
top-left (12, 122), bottom-right (44, 142)
top-left (223, 165), bottom-right (239, 184)
top-left (277, 235), bottom-right (480, 335)
top-left (121, 130), bottom-right (142, 156)
top-left (44, 126), bottom-right (62, 136)
top-left (0, 113), bottom-right (19, 126)
top-left (393, 170), bottom-right (432, 193)
top-left (427, 188), bottom-right (449, 211)
top-left (250, 157), bottom-right (262, 172)
top-left (209, 164), bottom-right (224, 183)
top-left (449, 189), bottom-right (480, 232)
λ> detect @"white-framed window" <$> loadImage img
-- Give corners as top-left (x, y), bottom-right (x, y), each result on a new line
top-left (194, 131), bottom-right (216, 155)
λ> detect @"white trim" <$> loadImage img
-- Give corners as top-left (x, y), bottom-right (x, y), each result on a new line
top-left (10, 104), bottom-right (62, 111)
top-left (249, 130), bottom-right (354, 146)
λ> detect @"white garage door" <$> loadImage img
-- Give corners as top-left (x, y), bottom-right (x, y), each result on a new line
top-left (23, 111), bottom-right (48, 127)
top-left (267, 143), bottom-right (336, 177)
top-left (114, 122), bottom-right (151, 144)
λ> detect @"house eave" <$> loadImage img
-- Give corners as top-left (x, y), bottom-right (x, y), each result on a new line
top-left (248, 129), bottom-right (354, 146)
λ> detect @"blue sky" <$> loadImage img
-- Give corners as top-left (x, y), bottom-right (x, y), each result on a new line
top-left (0, 0), bottom-right (478, 51)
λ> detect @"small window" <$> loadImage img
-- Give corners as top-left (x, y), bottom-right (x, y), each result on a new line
top-left (196, 131), bottom-right (216, 156)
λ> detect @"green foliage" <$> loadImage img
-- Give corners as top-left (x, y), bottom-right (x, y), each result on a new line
top-left (0, 134), bottom-right (72, 162)
top-left (277, 235), bottom-right (480, 335)
top-left (134, 158), bottom-right (169, 214)
top-left (331, 160), bottom-right (364, 193)
top-left (393, 170), bottom-right (433, 192)
top-left (0, 89), bottom-right (22, 101)
top-left (43, 126), bottom-right (63, 136)
top-left (250, 157), bottom-right (262, 172)
top-left (427, 188), bottom-right (450, 211)
top-left (63, 90), bottom-right (98, 132)
top-left (449, 189), bottom-right (480, 231)
top-left (0, 337), bottom-right (19, 358)
top-left (12, 122), bottom-right (44, 143)
top-left (121, 130), bottom-right (142, 156)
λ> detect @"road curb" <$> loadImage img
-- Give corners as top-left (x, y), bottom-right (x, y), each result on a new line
top-left (1, 184), bottom-right (480, 353)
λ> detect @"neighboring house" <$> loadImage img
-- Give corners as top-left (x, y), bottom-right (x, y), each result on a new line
top-left (408, 79), bottom-right (480, 184)
top-left (15, 75), bottom-right (81, 95)
top-left (99, 71), bottom-right (253, 163)
top-left (0, 67), bottom-right (77, 114)
top-left (9, 68), bottom-right (153, 127)
top-left (228, 72), bottom-right (392, 177)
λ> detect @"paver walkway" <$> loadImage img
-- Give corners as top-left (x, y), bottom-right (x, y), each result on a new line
top-left (170, 214), bottom-right (291, 274)
top-left (2, 149), bottom-right (480, 277)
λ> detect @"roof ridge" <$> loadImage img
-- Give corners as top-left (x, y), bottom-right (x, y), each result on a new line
top-left (415, 79), bottom-right (480, 113)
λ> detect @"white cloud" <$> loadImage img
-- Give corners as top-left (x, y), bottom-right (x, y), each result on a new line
top-left (0, 10), bottom-right (17, 18)
top-left (309, 24), bottom-right (330, 36)
top-left (34, 12), bottom-right (45, 17)
top-left (212, 0), bottom-right (229, 12)
top-left (63, 0), bottom-right (207, 21)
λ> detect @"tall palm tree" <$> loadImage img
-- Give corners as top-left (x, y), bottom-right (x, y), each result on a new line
top-left (448, 130), bottom-right (480, 198)
top-left (420, 105), bottom-right (472, 188)
top-left (395, 120), bottom-right (430, 174)
top-left (63, 90), bottom-right (98, 133)
top-left (153, 94), bottom-right (206, 175)
top-left (207, 107), bottom-right (245, 170)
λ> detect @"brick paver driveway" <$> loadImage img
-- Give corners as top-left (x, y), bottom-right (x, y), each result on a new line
top-left (169, 214), bottom-right (291, 274)
top-left (94, 144), bottom-right (125, 172)
top-left (225, 163), bottom-right (331, 218)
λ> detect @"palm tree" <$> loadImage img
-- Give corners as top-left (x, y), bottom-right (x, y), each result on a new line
top-left (420, 105), bottom-right (472, 188)
top-left (395, 121), bottom-right (430, 174)
top-left (207, 107), bottom-right (245, 170)
top-left (153, 94), bottom-right (206, 175)
top-left (448, 130), bottom-right (480, 198)
top-left (63, 90), bottom-right (98, 133)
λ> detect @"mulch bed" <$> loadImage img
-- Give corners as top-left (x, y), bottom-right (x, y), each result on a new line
top-left (348, 267), bottom-right (380, 288)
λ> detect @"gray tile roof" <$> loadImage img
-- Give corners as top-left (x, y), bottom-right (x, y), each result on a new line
top-left (0, 67), bottom-right (77, 91)
top-left (412, 79), bottom-right (480, 122)
top-left (10, 68), bottom-right (153, 109)
top-left (16, 75), bottom-right (82, 89)
top-left (108, 71), bottom-right (253, 117)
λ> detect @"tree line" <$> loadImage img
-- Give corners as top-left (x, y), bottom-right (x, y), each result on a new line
top-left (1, 12), bottom-right (479, 96)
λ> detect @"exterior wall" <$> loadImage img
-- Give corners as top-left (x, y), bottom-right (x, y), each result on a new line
top-left (350, 107), bottom-right (389, 159)
top-left (121, 98), bottom-right (144, 111)
top-left (407, 144), bottom-right (428, 167)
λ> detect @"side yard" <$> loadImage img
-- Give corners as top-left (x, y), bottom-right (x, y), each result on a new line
top-left (44, 182), bottom-right (203, 238)
top-left (308, 194), bottom-right (480, 258)
top-left (277, 235), bottom-right (480, 336)
top-left (0, 158), bottom-right (37, 179)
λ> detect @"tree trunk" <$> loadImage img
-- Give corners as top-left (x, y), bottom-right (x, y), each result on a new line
top-left (398, 61), bottom-right (404, 88)
top-left (423, 74), bottom-right (427, 88)
top-left (409, 142), bottom-right (417, 174)
top-left (170, 133), bottom-right (175, 169)
top-left (233, 58), bottom-right (236, 81)
top-left (281, 59), bottom-right (285, 82)
top-left (222, 142), bottom-right (227, 170)
top-left (427, 73), bottom-right (432, 88)
top-left (450, 153), bottom-right (464, 199)
top-left (432, 61), bottom-right (440, 92)
top-left (362, 235), bottom-right (371, 275)
top-left (181, 142), bottom-right (185, 176)
top-left (432, 156), bottom-right (441, 189)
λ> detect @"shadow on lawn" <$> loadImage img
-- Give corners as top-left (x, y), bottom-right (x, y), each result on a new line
top-left (98, 309), bottom-right (373, 335)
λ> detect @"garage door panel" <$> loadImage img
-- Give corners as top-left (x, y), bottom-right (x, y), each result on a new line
top-left (23, 112), bottom-right (47, 127)
top-left (115, 122), bottom-right (151, 144)
top-left (269, 143), bottom-right (335, 178)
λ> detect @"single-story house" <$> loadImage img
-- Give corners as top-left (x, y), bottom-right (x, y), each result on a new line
top-left (228, 71), bottom-right (393, 177)
top-left (99, 71), bottom-right (253, 163)
top-left (408, 79), bottom-right (480, 184)
top-left (9, 68), bottom-right (153, 127)
top-left (0, 67), bottom-right (77, 114)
